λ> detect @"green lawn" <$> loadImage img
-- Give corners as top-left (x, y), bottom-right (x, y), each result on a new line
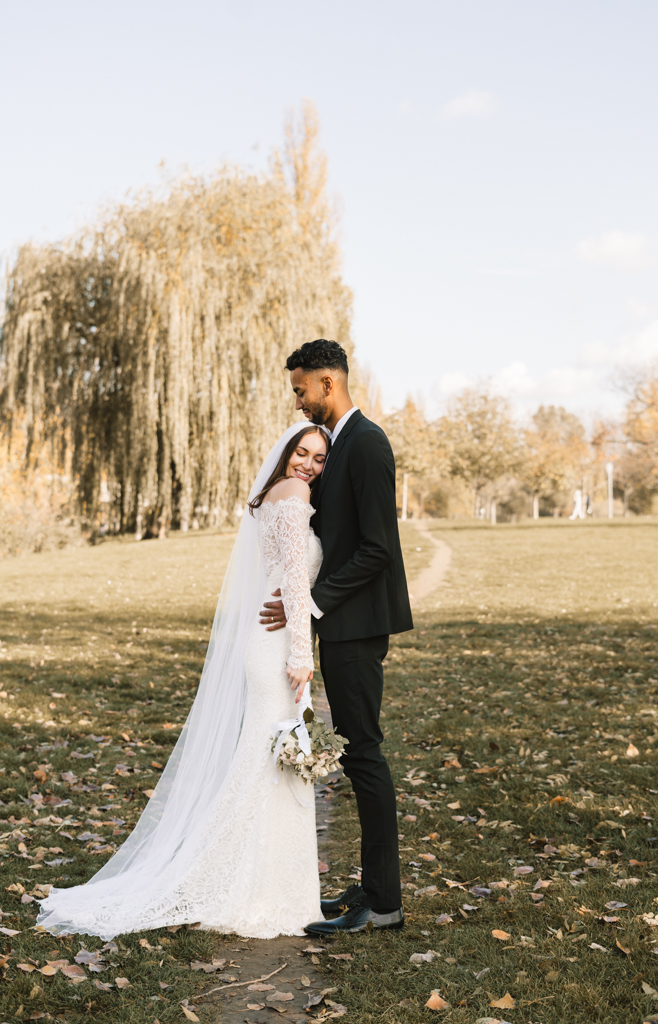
top-left (320, 518), bottom-right (658, 1024)
top-left (1, 519), bottom-right (657, 1023)
top-left (0, 531), bottom-right (235, 1023)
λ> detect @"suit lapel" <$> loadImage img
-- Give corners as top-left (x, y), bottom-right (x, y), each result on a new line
top-left (315, 409), bottom-right (363, 506)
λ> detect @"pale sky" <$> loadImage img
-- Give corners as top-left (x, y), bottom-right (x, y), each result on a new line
top-left (2, 0), bottom-right (658, 423)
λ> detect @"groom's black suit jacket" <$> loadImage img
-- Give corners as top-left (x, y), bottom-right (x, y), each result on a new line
top-left (310, 410), bottom-right (414, 642)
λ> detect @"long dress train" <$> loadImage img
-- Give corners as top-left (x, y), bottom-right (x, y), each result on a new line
top-left (37, 494), bottom-right (323, 939)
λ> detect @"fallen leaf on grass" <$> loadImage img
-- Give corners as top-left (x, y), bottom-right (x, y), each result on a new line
top-left (443, 878), bottom-right (467, 890)
top-left (248, 983), bottom-right (275, 991)
top-left (61, 964), bottom-right (87, 984)
top-left (17, 963), bottom-right (37, 972)
top-left (641, 981), bottom-right (658, 997)
top-left (473, 766), bottom-right (498, 775)
top-left (139, 937), bottom-right (153, 949)
top-left (627, 744), bottom-right (640, 758)
top-left (32, 884), bottom-right (53, 899)
top-left (181, 1006), bottom-right (200, 1022)
top-left (330, 953), bottom-right (353, 960)
top-left (115, 976), bottom-right (132, 989)
top-left (142, 789), bottom-right (155, 798)
top-left (605, 901), bottom-right (627, 910)
top-left (0, 927), bottom-right (20, 936)
top-left (419, 853), bottom-right (436, 861)
top-left (435, 914), bottom-right (453, 925)
top-left (300, 975), bottom-right (311, 987)
top-left (447, 801), bottom-right (460, 810)
top-left (318, 860), bottom-right (329, 873)
top-left (425, 990), bottom-right (450, 1010)
top-left (410, 950), bottom-right (437, 964)
top-left (443, 758), bottom-right (461, 769)
top-left (476, 1019), bottom-right (513, 1024)
top-left (325, 1000), bottom-right (347, 1016)
top-left (513, 865), bottom-right (533, 876)
top-left (247, 1004), bottom-right (265, 1011)
top-left (490, 992), bottom-right (516, 1009)
top-left (94, 980), bottom-right (114, 991)
top-left (304, 946), bottom-right (325, 954)
top-left (41, 959), bottom-right (69, 976)
top-left (471, 885), bottom-right (493, 898)
top-left (589, 943), bottom-right (609, 953)
top-left (75, 948), bottom-right (106, 970)
top-left (492, 929), bottom-right (512, 941)
top-left (414, 885), bottom-right (438, 897)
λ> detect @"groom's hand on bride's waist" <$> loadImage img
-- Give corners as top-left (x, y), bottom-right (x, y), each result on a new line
top-left (259, 590), bottom-right (287, 631)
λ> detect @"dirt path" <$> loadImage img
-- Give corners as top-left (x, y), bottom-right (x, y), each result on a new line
top-left (407, 519), bottom-right (452, 605)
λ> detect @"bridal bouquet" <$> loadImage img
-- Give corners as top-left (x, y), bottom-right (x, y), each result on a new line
top-left (271, 708), bottom-right (347, 784)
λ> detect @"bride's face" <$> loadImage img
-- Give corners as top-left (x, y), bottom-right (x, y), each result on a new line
top-left (286, 432), bottom-right (327, 484)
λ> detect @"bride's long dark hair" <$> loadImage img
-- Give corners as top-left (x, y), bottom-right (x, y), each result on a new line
top-left (247, 424), bottom-right (328, 515)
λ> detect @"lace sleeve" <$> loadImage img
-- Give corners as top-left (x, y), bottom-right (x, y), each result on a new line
top-left (276, 497), bottom-right (315, 672)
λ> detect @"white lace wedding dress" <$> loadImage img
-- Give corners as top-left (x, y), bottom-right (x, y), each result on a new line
top-left (37, 495), bottom-right (324, 939)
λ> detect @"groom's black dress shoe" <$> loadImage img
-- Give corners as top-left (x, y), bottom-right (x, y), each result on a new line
top-left (305, 904), bottom-right (404, 936)
top-left (320, 884), bottom-right (364, 916)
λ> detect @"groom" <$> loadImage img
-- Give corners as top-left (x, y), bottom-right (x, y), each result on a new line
top-left (259, 339), bottom-right (413, 934)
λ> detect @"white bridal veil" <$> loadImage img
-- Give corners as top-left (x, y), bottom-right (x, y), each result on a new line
top-left (37, 420), bottom-right (318, 939)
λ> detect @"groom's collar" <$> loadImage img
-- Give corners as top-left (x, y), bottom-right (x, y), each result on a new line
top-left (327, 405), bottom-right (359, 443)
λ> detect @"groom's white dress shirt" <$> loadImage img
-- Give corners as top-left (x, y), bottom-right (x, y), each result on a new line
top-left (310, 406), bottom-right (359, 620)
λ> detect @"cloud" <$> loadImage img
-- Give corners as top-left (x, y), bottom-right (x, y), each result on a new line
top-left (440, 90), bottom-right (496, 119)
top-left (575, 231), bottom-right (654, 272)
top-left (432, 320), bottom-right (658, 418)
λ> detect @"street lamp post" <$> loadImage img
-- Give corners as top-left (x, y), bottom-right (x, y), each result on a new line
top-left (606, 461), bottom-right (614, 520)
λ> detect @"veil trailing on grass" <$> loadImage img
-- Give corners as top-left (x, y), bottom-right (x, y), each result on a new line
top-left (37, 420), bottom-right (316, 939)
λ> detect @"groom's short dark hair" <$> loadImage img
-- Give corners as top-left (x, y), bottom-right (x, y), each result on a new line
top-left (285, 339), bottom-right (349, 375)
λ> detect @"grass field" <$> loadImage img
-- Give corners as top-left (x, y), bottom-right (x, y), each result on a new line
top-left (0, 531), bottom-right (235, 1023)
top-left (0, 519), bottom-right (657, 1023)
top-left (322, 519), bottom-right (658, 1024)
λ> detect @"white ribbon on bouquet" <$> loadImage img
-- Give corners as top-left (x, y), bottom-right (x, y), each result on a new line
top-left (271, 681), bottom-right (315, 808)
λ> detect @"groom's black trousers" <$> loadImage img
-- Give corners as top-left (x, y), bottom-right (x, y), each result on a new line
top-left (319, 634), bottom-right (401, 912)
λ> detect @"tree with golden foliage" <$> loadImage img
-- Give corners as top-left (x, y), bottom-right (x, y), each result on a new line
top-left (440, 387), bottom-right (521, 518)
top-left (521, 405), bottom-right (590, 518)
top-left (385, 398), bottom-right (441, 519)
top-left (0, 103), bottom-right (352, 537)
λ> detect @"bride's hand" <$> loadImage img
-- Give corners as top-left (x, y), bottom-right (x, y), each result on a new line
top-left (287, 665), bottom-right (313, 703)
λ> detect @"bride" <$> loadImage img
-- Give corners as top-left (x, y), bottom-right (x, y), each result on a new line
top-left (37, 422), bottom-right (329, 940)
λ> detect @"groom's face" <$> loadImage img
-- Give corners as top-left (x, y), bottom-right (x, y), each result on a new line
top-left (290, 368), bottom-right (331, 426)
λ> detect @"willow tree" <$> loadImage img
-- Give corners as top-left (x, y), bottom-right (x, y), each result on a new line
top-left (0, 103), bottom-right (352, 535)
